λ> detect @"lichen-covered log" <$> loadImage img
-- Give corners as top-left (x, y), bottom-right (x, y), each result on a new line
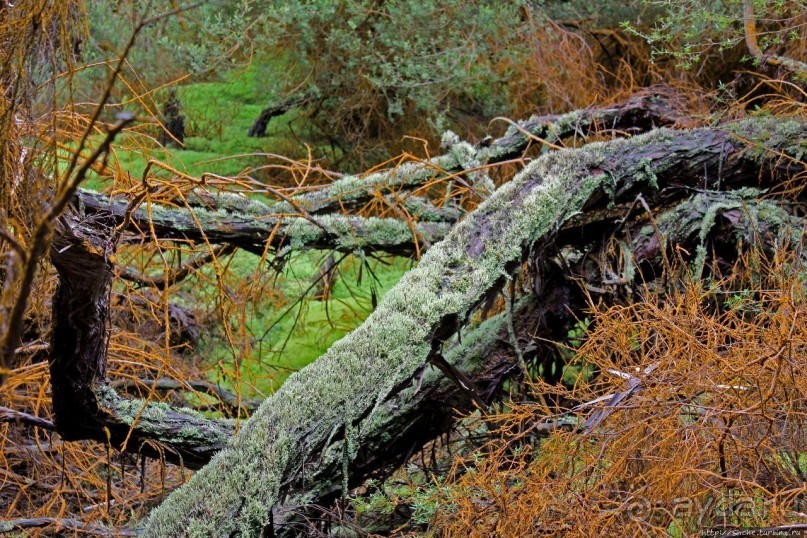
top-left (174, 187), bottom-right (464, 224)
top-left (272, 190), bottom-right (807, 534)
top-left (630, 188), bottom-right (807, 272)
top-left (270, 298), bottom-right (543, 534)
top-left (144, 118), bottom-right (807, 536)
top-left (478, 88), bottom-right (684, 163)
top-left (75, 191), bottom-right (452, 257)
top-left (75, 90), bottom-right (681, 240)
top-left (44, 210), bottom-right (551, 475)
top-left (268, 90), bottom-right (684, 217)
top-left (73, 91), bottom-right (680, 261)
top-left (49, 215), bottom-right (233, 469)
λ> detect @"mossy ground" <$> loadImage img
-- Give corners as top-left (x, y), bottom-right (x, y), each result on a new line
top-left (193, 250), bottom-right (411, 394)
top-left (110, 65), bottom-right (303, 180)
top-left (81, 60), bottom-right (328, 189)
top-left (95, 59), bottom-right (408, 395)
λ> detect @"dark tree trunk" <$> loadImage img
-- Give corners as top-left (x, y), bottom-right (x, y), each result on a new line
top-left (159, 90), bottom-right (185, 148)
top-left (248, 96), bottom-right (310, 138)
top-left (49, 215), bottom-right (232, 469)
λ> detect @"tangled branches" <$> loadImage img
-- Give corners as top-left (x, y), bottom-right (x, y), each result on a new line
top-left (432, 246), bottom-right (807, 536)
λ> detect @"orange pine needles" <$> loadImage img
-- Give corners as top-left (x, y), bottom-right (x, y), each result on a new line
top-left (432, 246), bottom-right (807, 536)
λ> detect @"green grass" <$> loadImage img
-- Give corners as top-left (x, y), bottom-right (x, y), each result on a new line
top-left (195, 250), bottom-right (411, 394)
top-left (108, 64), bottom-right (303, 180)
top-left (78, 59), bottom-right (325, 191)
top-left (100, 57), bottom-right (409, 396)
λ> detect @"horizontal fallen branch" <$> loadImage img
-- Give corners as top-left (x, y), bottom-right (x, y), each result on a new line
top-left (269, 90), bottom-right (684, 217)
top-left (0, 517), bottom-right (137, 536)
top-left (111, 377), bottom-right (263, 416)
top-left (0, 406), bottom-right (54, 430)
top-left (76, 191), bottom-right (452, 257)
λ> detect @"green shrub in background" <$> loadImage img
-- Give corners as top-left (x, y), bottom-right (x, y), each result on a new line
top-left (623, 0), bottom-right (806, 69)
top-left (248, 0), bottom-right (535, 162)
top-left (75, 1), bottom-right (253, 100)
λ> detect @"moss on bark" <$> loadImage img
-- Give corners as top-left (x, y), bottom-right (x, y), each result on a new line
top-left (144, 118), bottom-right (806, 536)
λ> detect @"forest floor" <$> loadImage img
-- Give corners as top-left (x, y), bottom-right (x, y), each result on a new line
top-left (88, 62), bottom-right (410, 395)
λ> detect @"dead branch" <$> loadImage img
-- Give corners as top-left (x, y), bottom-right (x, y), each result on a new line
top-left (76, 191), bottom-right (453, 257)
top-left (0, 406), bottom-right (54, 430)
top-left (0, 517), bottom-right (138, 536)
top-left (111, 378), bottom-right (263, 417)
top-left (49, 214), bottom-right (233, 469)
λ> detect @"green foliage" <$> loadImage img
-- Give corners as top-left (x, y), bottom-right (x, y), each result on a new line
top-left (541, 0), bottom-right (648, 26)
top-left (623, 0), bottom-right (806, 69)
top-left (250, 0), bottom-right (539, 157)
top-left (78, 1), bottom-right (252, 93)
top-left (351, 475), bottom-right (445, 529)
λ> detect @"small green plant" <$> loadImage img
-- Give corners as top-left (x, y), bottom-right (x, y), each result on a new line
top-left (622, 0), bottom-right (806, 70)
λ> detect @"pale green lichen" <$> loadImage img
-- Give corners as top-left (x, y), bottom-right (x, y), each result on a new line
top-left (144, 120), bottom-right (806, 537)
top-left (647, 188), bottom-right (803, 279)
top-left (723, 117), bottom-right (806, 162)
top-left (145, 131), bottom-right (610, 537)
top-left (284, 214), bottom-right (451, 251)
top-left (394, 196), bottom-right (461, 222)
top-left (545, 109), bottom-right (588, 143)
top-left (440, 130), bottom-right (461, 149)
top-left (95, 385), bottom-right (234, 447)
top-left (185, 189), bottom-right (272, 216)
top-left (270, 160), bottom-right (450, 215)
top-left (636, 157), bottom-right (659, 191)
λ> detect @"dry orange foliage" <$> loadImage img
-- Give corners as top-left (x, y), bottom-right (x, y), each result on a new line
top-left (431, 246), bottom-right (807, 536)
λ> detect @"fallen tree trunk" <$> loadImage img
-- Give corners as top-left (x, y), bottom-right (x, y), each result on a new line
top-left (75, 89), bottom-right (682, 239)
top-left (266, 90), bottom-right (685, 217)
top-left (76, 191), bottom-right (453, 258)
top-left (143, 118), bottom-right (807, 536)
top-left (44, 208), bottom-right (539, 470)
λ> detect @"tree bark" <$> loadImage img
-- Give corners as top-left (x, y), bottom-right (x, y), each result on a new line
top-left (76, 191), bottom-right (453, 258)
top-left (49, 215), bottom-right (233, 469)
top-left (143, 118), bottom-right (807, 536)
